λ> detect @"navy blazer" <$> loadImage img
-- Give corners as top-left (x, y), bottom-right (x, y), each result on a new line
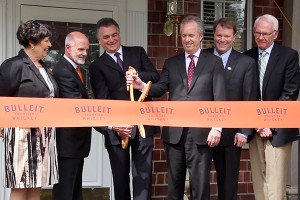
top-left (52, 56), bottom-right (92, 158)
top-left (0, 49), bottom-right (59, 98)
top-left (204, 48), bottom-right (257, 146)
top-left (149, 50), bottom-right (227, 145)
top-left (244, 43), bottom-right (300, 146)
top-left (89, 46), bottom-right (160, 147)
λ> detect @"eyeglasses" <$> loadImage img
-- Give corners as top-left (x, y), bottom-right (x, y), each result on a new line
top-left (253, 31), bottom-right (276, 38)
top-left (31, 20), bottom-right (40, 29)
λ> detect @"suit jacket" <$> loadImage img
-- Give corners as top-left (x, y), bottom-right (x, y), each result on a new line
top-left (148, 50), bottom-right (227, 145)
top-left (52, 56), bottom-right (92, 158)
top-left (204, 48), bottom-right (257, 146)
top-left (244, 43), bottom-right (300, 146)
top-left (0, 49), bottom-right (59, 98)
top-left (89, 46), bottom-right (160, 146)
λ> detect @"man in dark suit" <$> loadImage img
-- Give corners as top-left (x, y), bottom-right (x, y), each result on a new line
top-left (244, 14), bottom-right (300, 200)
top-left (89, 18), bottom-right (159, 200)
top-left (204, 18), bottom-right (257, 200)
top-left (127, 15), bottom-right (227, 200)
top-left (52, 31), bottom-right (92, 200)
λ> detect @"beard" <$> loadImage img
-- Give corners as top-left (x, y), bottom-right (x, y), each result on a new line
top-left (70, 52), bottom-right (86, 65)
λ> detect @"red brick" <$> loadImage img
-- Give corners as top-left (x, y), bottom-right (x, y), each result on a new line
top-left (239, 160), bottom-right (249, 170)
top-left (160, 34), bottom-right (175, 47)
top-left (153, 149), bottom-right (161, 160)
top-left (186, 2), bottom-right (200, 14)
top-left (154, 137), bottom-right (164, 149)
top-left (238, 194), bottom-right (255, 200)
top-left (210, 183), bottom-right (218, 195)
top-left (153, 47), bottom-right (169, 57)
top-left (247, 183), bottom-right (254, 193)
top-left (240, 149), bottom-right (250, 159)
top-left (238, 183), bottom-right (248, 193)
top-left (153, 161), bottom-right (167, 173)
top-left (156, 173), bottom-right (166, 184)
top-left (152, 23), bottom-right (165, 34)
top-left (243, 171), bottom-right (252, 182)
top-left (148, 0), bottom-right (155, 11)
top-left (153, 185), bottom-right (168, 196)
top-left (149, 11), bottom-right (161, 22)
top-left (155, 0), bottom-right (165, 11)
top-left (148, 34), bottom-right (159, 46)
top-left (210, 196), bottom-right (218, 200)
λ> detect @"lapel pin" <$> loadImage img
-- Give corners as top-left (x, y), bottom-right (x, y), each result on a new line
top-left (227, 67), bottom-right (232, 70)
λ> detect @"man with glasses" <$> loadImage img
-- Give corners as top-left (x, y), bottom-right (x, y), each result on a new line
top-left (244, 14), bottom-right (300, 200)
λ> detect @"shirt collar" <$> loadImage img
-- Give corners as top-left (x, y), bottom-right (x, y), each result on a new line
top-left (107, 46), bottom-right (123, 58)
top-left (258, 42), bottom-right (274, 55)
top-left (64, 54), bottom-right (77, 69)
top-left (185, 48), bottom-right (201, 59)
top-left (213, 47), bottom-right (232, 58)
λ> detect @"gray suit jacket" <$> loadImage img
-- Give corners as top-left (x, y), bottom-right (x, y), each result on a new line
top-left (149, 50), bottom-right (227, 145)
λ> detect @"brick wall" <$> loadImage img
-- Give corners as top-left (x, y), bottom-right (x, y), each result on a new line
top-left (148, 0), bottom-right (284, 199)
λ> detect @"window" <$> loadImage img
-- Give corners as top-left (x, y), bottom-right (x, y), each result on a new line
top-left (201, 0), bottom-right (251, 52)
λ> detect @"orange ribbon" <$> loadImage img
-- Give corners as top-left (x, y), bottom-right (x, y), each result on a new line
top-left (0, 97), bottom-right (299, 128)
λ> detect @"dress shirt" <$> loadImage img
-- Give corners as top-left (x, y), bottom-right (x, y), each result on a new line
top-left (64, 54), bottom-right (77, 70)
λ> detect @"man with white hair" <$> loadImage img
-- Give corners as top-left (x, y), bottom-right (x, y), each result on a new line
top-left (52, 31), bottom-right (92, 200)
top-left (244, 14), bottom-right (300, 200)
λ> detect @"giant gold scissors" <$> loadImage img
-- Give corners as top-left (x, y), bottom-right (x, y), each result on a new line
top-left (121, 66), bottom-right (152, 149)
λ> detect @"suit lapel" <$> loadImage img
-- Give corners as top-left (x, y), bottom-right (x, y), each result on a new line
top-left (121, 46), bottom-right (130, 72)
top-left (176, 54), bottom-right (188, 89)
top-left (224, 50), bottom-right (238, 79)
top-left (188, 51), bottom-right (206, 91)
top-left (102, 52), bottom-right (124, 75)
top-left (24, 57), bottom-right (49, 89)
top-left (62, 57), bottom-right (88, 97)
top-left (263, 44), bottom-right (280, 94)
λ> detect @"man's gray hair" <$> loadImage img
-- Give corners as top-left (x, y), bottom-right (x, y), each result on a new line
top-left (180, 15), bottom-right (205, 35)
top-left (254, 14), bottom-right (279, 31)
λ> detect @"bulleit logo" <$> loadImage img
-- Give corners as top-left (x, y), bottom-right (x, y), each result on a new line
top-left (74, 105), bottom-right (111, 121)
top-left (140, 106), bottom-right (174, 122)
top-left (3, 104), bottom-right (44, 120)
top-left (198, 107), bottom-right (231, 121)
top-left (256, 107), bottom-right (287, 121)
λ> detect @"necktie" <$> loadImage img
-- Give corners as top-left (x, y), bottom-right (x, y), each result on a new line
top-left (114, 52), bottom-right (124, 70)
top-left (258, 51), bottom-right (268, 97)
top-left (187, 55), bottom-right (195, 89)
top-left (76, 66), bottom-right (83, 82)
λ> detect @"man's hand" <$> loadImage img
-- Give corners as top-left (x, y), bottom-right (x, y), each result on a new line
top-left (234, 134), bottom-right (247, 147)
top-left (207, 129), bottom-right (221, 147)
top-left (256, 128), bottom-right (272, 137)
top-left (126, 70), bottom-right (144, 90)
top-left (112, 125), bottom-right (134, 138)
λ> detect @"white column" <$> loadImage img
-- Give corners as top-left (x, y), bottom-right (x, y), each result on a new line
top-left (0, 1), bottom-right (11, 198)
top-left (126, 0), bottom-right (148, 50)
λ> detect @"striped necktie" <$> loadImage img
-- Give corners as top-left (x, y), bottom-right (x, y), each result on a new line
top-left (187, 55), bottom-right (195, 89)
top-left (258, 51), bottom-right (268, 98)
